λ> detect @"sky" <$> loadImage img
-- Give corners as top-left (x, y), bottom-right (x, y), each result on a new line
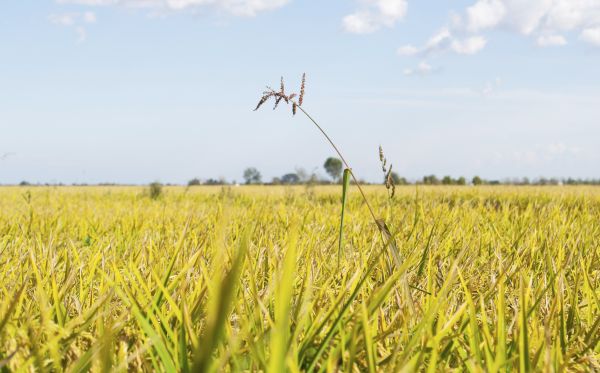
top-left (1, 0), bottom-right (599, 184)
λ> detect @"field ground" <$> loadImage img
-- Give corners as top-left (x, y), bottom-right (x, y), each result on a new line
top-left (1, 185), bottom-right (599, 371)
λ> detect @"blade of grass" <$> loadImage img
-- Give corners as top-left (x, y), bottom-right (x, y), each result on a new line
top-left (192, 230), bottom-right (249, 373)
top-left (338, 168), bottom-right (351, 266)
top-left (268, 227), bottom-right (298, 373)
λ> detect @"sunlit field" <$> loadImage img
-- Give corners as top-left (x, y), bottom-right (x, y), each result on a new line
top-left (1, 185), bottom-right (599, 371)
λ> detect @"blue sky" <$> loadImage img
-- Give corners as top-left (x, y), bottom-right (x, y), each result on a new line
top-left (1, 0), bottom-right (599, 184)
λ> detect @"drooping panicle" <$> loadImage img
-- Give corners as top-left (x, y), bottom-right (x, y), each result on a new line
top-left (253, 75), bottom-right (306, 116)
top-left (385, 164), bottom-right (396, 198)
top-left (254, 93), bottom-right (271, 111)
top-left (379, 146), bottom-right (387, 173)
top-left (299, 73), bottom-right (306, 107)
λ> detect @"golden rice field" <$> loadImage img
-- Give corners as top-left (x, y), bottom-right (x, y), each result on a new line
top-left (0, 185), bottom-right (599, 372)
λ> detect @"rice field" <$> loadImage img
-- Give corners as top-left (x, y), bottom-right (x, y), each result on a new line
top-left (0, 185), bottom-right (599, 372)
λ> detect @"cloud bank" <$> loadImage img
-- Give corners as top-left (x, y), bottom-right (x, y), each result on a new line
top-left (56, 0), bottom-right (290, 17)
top-left (343, 0), bottom-right (408, 34)
top-left (393, 1), bottom-right (600, 61)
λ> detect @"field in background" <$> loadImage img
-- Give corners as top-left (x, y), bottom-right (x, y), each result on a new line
top-left (1, 185), bottom-right (599, 371)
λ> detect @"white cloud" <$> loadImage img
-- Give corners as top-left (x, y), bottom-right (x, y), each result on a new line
top-left (503, 1), bottom-right (551, 35)
top-left (581, 27), bottom-right (600, 46)
top-left (343, 12), bottom-right (379, 34)
top-left (56, 0), bottom-right (289, 17)
top-left (424, 28), bottom-right (453, 53)
top-left (536, 34), bottom-right (567, 46)
top-left (397, 44), bottom-right (418, 56)
top-left (398, 28), bottom-right (487, 57)
top-left (545, 1), bottom-right (600, 31)
top-left (377, 0), bottom-right (408, 21)
top-left (403, 61), bottom-right (436, 76)
top-left (49, 12), bottom-right (98, 43)
top-left (398, 28), bottom-right (452, 56)
top-left (166, 0), bottom-right (211, 10)
top-left (221, 0), bottom-right (289, 17)
top-left (466, 0), bottom-right (506, 32)
top-left (406, 0), bottom-right (600, 53)
top-left (477, 0), bottom-right (600, 40)
top-left (451, 36), bottom-right (487, 54)
top-left (343, 0), bottom-right (408, 34)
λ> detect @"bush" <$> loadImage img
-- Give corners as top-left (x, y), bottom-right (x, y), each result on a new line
top-left (188, 178), bottom-right (201, 186)
top-left (148, 182), bottom-right (162, 200)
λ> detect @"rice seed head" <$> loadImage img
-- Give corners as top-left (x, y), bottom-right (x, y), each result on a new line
top-left (299, 73), bottom-right (306, 107)
top-left (254, 94), bottom-right (270, 111)
top-left (282, 77), bottom-right (291, 103)
top-left (274, 95), bottom-right (283, 110)
top-left (379, 146), bottom-right (387, 173)
top-left (385, 164), bottom-right (395, 198)
top-left (255, 75), bottom-right (305, 116)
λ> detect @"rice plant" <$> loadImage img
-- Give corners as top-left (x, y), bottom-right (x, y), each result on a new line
top-left (0, 182), bottom-right (598, 372)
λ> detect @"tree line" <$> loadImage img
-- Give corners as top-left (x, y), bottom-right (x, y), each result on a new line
top-left (7, 157), bottom-right (598, 187)
top-left (186, 157), bottom-right (600, 186)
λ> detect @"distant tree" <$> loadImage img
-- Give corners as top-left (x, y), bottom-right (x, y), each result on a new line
top-left (442, 176), bottom-right (453, 185)
top-left (19, 181), bottom-right (30, 186)
top-left (323, 157), bottom-right (343, 182)
top-left (281, 173), bottom-right (300, 184)
top-left (423, 175), bottom-right (440, 185)
top-left (472, 176), bottom-right (483, 185)
top-left (388, 172), bottom-right (408, 185)
top-left (204, 178), bottom-right (222, 185)
top-left (188, 178), bottom-right (201, 186)
top-left (148, 182), bottom-right (162, 200)
top-left (243, 168), bottom-right (262, 184)
top-left (456, 177), bottom-right (466, 185)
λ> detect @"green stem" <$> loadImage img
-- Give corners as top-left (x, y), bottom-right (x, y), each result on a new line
top-left (294, 104), bottom-right (379, 223)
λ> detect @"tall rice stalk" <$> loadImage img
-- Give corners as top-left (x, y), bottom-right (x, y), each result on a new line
top-left (254, 75), bottom-right (401, 266)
